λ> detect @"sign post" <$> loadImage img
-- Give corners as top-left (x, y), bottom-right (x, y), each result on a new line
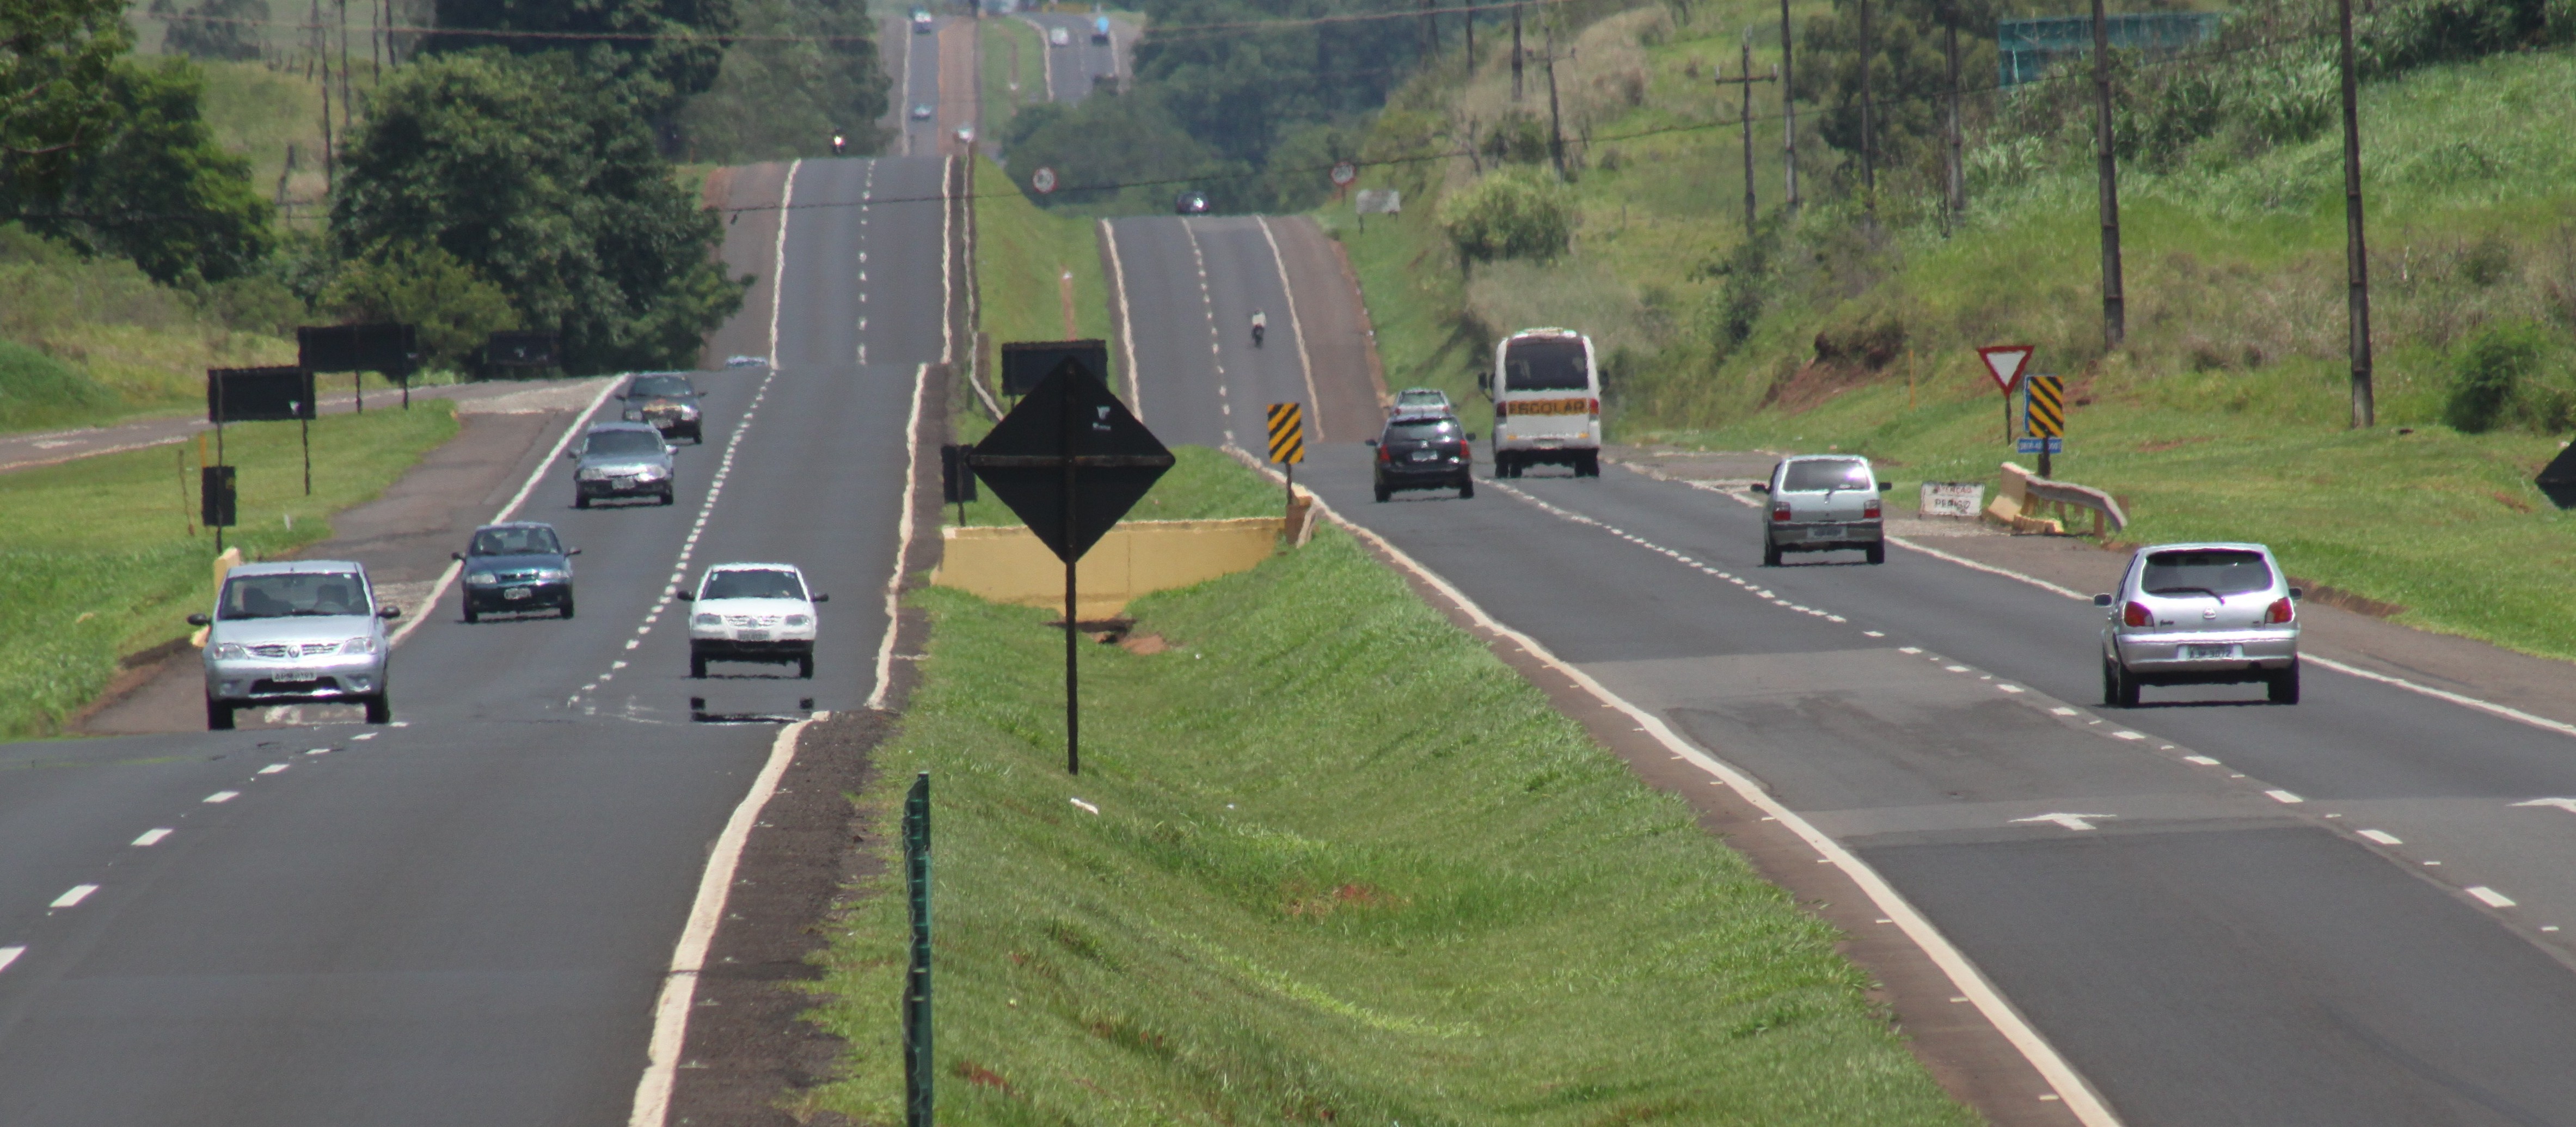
top-left (2022, 374), bottom-right (2065, 477)
top-left (969, 353), bottom-right (1174, 775)
top-left (1265, 402), bottom-right (1305, 514)
top-left (205, 366), bottom-right (317, 548)
top-left (901, 771), bottom-right (932, 1127)
top-left (1977, 344), bottom-right (2033, 444)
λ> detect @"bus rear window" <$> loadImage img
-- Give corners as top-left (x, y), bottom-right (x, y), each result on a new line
top-left (1502, 339), bottom-right (1589, 391)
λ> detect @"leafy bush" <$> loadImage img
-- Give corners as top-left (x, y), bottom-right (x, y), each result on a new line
top-left (1439, 169), bottom-right (1577, 264)
top-left (0, 340), bottom-right (118, 431)
top-left (321, 242), bottom-right (518, 370)
top-left (19, 56), bottom-right (275, 285)
top-left (2446, 320), bottom-right (2548, 433)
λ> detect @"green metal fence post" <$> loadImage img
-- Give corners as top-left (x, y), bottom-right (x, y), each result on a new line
top-left (903, 771), bottom-right (933, 1125)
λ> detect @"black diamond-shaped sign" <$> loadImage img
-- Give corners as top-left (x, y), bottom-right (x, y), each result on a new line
top-left (970, 356), bottom-right (1173, 562)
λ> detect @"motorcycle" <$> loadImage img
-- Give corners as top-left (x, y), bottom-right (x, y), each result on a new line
top-left (831, 133), bottom-right (847, 156)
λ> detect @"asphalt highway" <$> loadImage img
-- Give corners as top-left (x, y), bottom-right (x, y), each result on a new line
top-left (0, 155), bottom-right (944, 1125)
top-left (1017, 11), bottom-right (1126, 102)
top-left (1119, 215), bottom-right (2576, 1125)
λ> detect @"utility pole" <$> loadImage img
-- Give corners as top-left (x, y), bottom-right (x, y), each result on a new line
top-left (1943, 13), bottom-right (1965, 232)
top-left (1420, 0), bottom-right (1434, 62)
top-left (1780, 0), bottom-right (1798, 211)
top-left (1715, 42), bottom-right (1777, 235)
top-left (1512, 3), bottom-right (1524, 102)
top-left (1544, 40), bottom-right (1569, 179)
top-left (2338, 0), bottom-right (2375, 426)
top-left (1858, 0), bottom-right (1875, 215)
top-left (314, 0), bottom-right (334, 194)
top-left (2092, 0), bottom-right (2125, 347)
top-left (1466, 9), bottom-right (1475, 69)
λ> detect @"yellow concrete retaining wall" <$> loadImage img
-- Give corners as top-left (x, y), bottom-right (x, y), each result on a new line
top-left (933, 517), bottom-right (1285, 619)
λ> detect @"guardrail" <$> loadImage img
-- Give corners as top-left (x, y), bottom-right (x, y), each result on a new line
top-left (1984, 461), bottom-right (2126, 537)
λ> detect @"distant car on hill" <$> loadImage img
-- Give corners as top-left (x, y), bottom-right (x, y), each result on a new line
top-left (1049, 25), bottom-right (1070, 46)
top-left (1174, 190), bottom-right (1210, 215)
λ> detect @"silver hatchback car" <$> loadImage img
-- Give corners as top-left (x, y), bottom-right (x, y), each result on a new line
top-left (2096, 542), bottom-right (2302, 707)
top-left (1755, 455), bottom-right (1890, 566)
top-left (189, 560), bottom-right (402, 729)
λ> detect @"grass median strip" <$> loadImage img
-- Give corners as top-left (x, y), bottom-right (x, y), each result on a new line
top-left (805, 454), bottom-right (1972, 1124)
top-left (0, 403), bottom-right (457, 739)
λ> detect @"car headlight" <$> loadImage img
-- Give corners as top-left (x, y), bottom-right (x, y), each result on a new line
top-left (465, 572), bottom-right (498, 586)
top-left (340, 635), bottom-right (379, 655)
top-left (678, 405), bottom-right (700, 418)
top-left (536, 568), bottom-right (569, 581)
top-left (784, 614), bottom-right (812, 627)
top-left (633, 465), bottom-right (666, 480)
top-left (577, 468), bottom-right (606, 481)
top-left (212, 642), bottom-right (249, 660)
top-left (694, 613), bottom-right (722, 627)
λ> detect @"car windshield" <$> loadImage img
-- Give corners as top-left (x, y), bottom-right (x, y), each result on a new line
top-left (703, 569), bottom-right (805, 601)
top-left (585, 430), bottom-right (663, 456)
top-left (2142, 549), bottom-right (2273, 597)
top-left (1385, 418), bottom-right (1458, 442)
top-left (218, 572), bottom-right (368, 620)
top-left (628, 376), bottom-right (692, 398)
top-left (1396, 390), bottom-right (1445, 406)
top-left (1501, 338), bottom-right (1590, 391)
top-left (470, 526), bottom-right (562, 556)
top-left (1780, 458), bottom-right (1871, 492)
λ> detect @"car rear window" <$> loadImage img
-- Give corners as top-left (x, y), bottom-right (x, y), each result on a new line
top-left (703, 569), bottom-right (805, 600)
top-left (2142, 549), bottom-right (2273, 597)
top-left (1780, 458), bottom-right (1870, 492)
top-left (1501, 338), bottom-right (1589, 391)
top-left (219, 573), bottom-right (367, 620)
top-left (1385, 418), bottom-right (1459, 442)
top-left (586, 430), bottom-right (663, 456)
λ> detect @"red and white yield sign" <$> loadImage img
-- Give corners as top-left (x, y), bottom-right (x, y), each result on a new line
top-left (1978, 344), bottom-right (2034, 393)
top-left (1031, 166), bottom-right (1058, 195)
top-left (1329, 161), bottom-right (1358, 187)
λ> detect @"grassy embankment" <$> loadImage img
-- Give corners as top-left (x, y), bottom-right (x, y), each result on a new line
top-left (966, 153), bottom-right (1116, 440)
top-left (804, 448), bottom-right (1973, 1124)
top-left (1345, 17), bottom-right (2576, 659)
top-left (979, 16), bottom-right (1048, 131)
top-left (0, 403), bottom-right (457, 739)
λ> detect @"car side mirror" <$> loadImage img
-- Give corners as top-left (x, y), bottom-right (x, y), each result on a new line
top-left (675, 590), bottom-right (695, 601)
top-left (2288, 587), bottom-right (2303, 601)
top-left (2092, 593), bottom-right (2114, 607)
top-left (452, 551), bottom-right (465, 561)
top-left (567, 547), bottom-right (582, 556)
top-left (812, 592), bottom-right (830, 603)
top-left (1877, 480), bottom-right (1893, 491)
top-left (1364, 438), bottom-right (1379, 447)
top-left (1749, 482), bottom-right (1769, 494)
top-left (187, 612), bottom-right (211, 627)
top-left (379, 605), bottom-right (403, 620)
top-left (563, 448), bottom-right (578, 459)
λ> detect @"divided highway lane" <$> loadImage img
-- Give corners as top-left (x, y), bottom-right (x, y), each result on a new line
top-left (1018, 12), bottom-right (1126, 102)
top-left (1128, 213), bottom-right (2576, 1124)
top-left (0, 155), bottom-right (946, 1126)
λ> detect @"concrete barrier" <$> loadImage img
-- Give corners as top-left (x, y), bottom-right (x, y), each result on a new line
top-left (933, 517), bottom-right (1286, 619)
top-left (1984, 462), bottom-right (2126, 537)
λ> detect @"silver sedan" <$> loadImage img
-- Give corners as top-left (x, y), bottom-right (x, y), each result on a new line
top-left (2097, 541), bottom-right (2302, 706)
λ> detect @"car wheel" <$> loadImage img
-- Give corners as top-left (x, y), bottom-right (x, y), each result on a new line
top-left (690, 653), bottom-right (708, 679)
top-left (1865, 543), bottom-right (1885, 565)
top-left (1375, 485), bottom-right (1390, 503)
top-left (462, 603), bottom-right (479, 624)
top-left (1762, 540), bottom-right (1782, 568)
top-left (2268, 661), bottom-right (2301, 705)
top-left (363, 694), bottom-right (392, 725)
top-left (206, 699), bottom-right (235, 731)
top-left (2114, 663), bottom-right (2142, 709)
top-left (660, 488), bottom-right (675, 506)
top-left (2101, 658), bottom-right (2123, 707)
top-left (798, 655), bottom-right (815, 679)
top-left (575, 493), bottom-right (591, 510)
top-left (560, 597), bottom-right (575, 620)
top-left (1577, 453), bottom-right (1600, 477)
top-left (1458, 477), bottom-right (1475, 499)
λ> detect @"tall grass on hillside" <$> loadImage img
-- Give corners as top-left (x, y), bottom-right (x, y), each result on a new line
top-left (806, 521), bottom-right (1974, 1124)
top-left (0, 224), bottom-right (297, 420)
top-left (0, 403), bottom-right (456, 738)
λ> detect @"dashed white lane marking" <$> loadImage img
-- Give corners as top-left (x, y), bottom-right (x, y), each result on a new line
top-left (2109, 730), bottom-right (2145, 741)
top-left (133, 828), bottom-right (173, 847)
top-left (2050, 706), bottom-right (2081, 716)
top-left (351, 732), bottom-right (375, 740)
top-left (1900, 646), bottom-right (1923, 654)
top-left (2266, 789), bottom-right (2305, 804)
top-left (2359, 830), bottom-right (2403, 846)
top-left (0, 948), bottom-right (21, 974)
top-left (50, 885), bottom-right (96, 909)
top-left (203, 791), bottom-right (238, 804)
top-left (257, 764), bottom-right (289, 775)
top-left (2184, 755), bottom-right (2222, 765)
top-left (2470, 886), bottom-right (2518, 908)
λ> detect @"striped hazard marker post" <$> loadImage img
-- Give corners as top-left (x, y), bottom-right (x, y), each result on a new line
top-left (1266, 402), bottom-right (1305, 513)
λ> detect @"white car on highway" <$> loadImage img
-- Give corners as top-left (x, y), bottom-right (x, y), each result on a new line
top-left (1049, 24), bottom-right (1071, 45)
top-left (680, 562), bottom-right (826, 679)
top-left (2097, 542), bottom-right (2302, 707)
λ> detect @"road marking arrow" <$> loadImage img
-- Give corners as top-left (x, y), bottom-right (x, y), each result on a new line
top-left (2512, 798), bottom-right (2576, 813)
top-left (2011, 813), bottom-right (2113, 831)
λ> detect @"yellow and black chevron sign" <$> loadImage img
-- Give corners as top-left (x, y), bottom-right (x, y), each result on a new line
top-left (2025, 375), bottom-right (2065, 439)
top-left (1266, 402), bottom-right (1305, 464)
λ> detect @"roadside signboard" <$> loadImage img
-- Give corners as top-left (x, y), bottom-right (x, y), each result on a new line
top-left (2025, 374), bottom-right (2065, 438)
top-left (1031, 166), bottom-right (1058, 195)
top-left (1329, 161), bottom-right (1358, 187)
top-left (2537, 443), bottom-right (2576, 509)
top-left (1265, 403), bottom-right (1305, 464)
top-left (1001, 339), bottom-right (1108, 397)
top-left (1919, 481), bottom-right (1986, 518)
top-left (1354, 189), bottom-right (1400, 215)
top-left (1977, 344), bottom-right (2032, 392)
top-left (2017, 437), bottom-right (2065, 455)
top-left (207, 366), bottom-right (315, 424)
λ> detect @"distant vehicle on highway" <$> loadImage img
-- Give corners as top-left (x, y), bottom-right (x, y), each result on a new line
top-left (911, 9), bottom-right (933, 32)
top-left (1174, 189), bottom-right (1210, 214)
top-left (1485, 327), bottom-right (1599, 478)
top-left (910, 102), bottom-right (934, 120)
top-left (620, 372), bottom-right (704, 443)
top-left (724, 354), bottom-right (767, 369)
top-left (1391, 387), bottom-right (1453, 416)
top-left (1049, 24), bottom-right (1070, 46)
top-left (680, 562), bottom-right (827, 679)
top-left (1091, 13), bottom-right (1111, 41)
top-left (955, 124), bottom-right (975, 144)
top-left (569, 421), bottom-right (675, 508)
top-left (2097, 542), bottom-right (2302, 707)
top-left (454, 522), bottom-right (578, 623)
top-left (1753, 455), bottom-right (1888, 567)
top-left (191, 560), bottom-right (401, 728)
top-left (1369, 412), bottom-right (1474, 502)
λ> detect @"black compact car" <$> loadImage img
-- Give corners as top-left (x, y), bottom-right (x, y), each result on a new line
top-left (620, 372), bottom-right (705, 443)
top-left (1174, 190), bottom-right (1211, 215)
top-left (453, 522), bottom-right (579, 622)
top-left (1369, 412), bottom-right (1474, 501)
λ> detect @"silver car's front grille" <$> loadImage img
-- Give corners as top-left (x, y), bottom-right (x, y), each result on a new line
top-left (724, 614), bottom-right (782, 627)
top-left (249, 642), bottom-right (338, 658)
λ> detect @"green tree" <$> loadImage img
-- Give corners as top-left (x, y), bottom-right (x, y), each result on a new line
top-left (1001, 95), bottom-right (1241, 213)
top-left (321, 242), bottom-right (518, 370)
top-left (676, 0), bottom-right (890, 161)
top-left (1439, 167), bottom-right (1575, 263)
top-left (22, 56), bottom-right (275, 284)
top-left (425, 0), bottom-right (737, 120)
top-left (150, 0), bottom-right (268, 60)
top-left (0, 0), bottom-right (132, 202)
top-left (1795, 0), bottom-right (2001, 193)
top-left (332, 50), bottom-right (748, 373)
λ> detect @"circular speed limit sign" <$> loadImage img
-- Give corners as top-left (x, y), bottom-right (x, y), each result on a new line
top-left (1329, 161), bottom-right (1358, 187)
top-left (1031, 166), bottom-right (1058, 195)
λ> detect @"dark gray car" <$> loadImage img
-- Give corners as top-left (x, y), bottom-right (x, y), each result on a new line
top-left (569, 421), bottom-right (675, 508)
top-left (454, 522), bottom-right (579, 622)
top-left (618, 372), bottom-right (704, 443)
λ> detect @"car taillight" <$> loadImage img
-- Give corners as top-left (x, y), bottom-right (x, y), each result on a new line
top-left (1862, 499), bottom-right (1881, 519)
top-left (1771, 504), bottom-right (1793, 523)
top-left (1588, 398), bottom-right (1601, 418)
top-left (1377, 445), bottom-right (1393, 462)
top-left (1494, 401), bottom-right (1509, 419)
top-left (2123, 601), bottom-right (2153, 628)
top-left (2264, 597), bottom-right (2295, 624)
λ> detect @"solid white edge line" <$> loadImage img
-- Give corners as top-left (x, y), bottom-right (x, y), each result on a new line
top-left (0, 947), bottom-right (20, 974)
top-left (1255, 216), bottom-right (1325, 439)
top-left (625, 713), bottom-right (823, 1127)
top-left (940, 155), bottom-right (955, 366)
top-left (769, 159), bottom-right (802, 365)
top-left (868, 363), bottom-right (929, 711)
top-left (1102, 219), bottom-right (1143, 419)
top-left (1220, 444), bottom-right (2124, 1127)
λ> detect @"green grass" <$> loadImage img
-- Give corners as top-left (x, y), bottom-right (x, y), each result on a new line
top-left (806, 468), bottom-right (1975, 1122)
top-left (945, 444), bottom-right (1285, 528)
top-left (980, 17), bottom-right (1049, 135)
top-left (0, 402), bottom-right (458, 738)
top-left (1, 224), bottom-right (300, 427)
top-left (967, 152), bottom-right (1118, 440)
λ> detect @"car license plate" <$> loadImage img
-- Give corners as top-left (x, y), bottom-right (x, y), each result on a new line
top-left (504, 587), bottom-right (531, 600)
top-left (1807, 525), bottom-right (1843, 540)
top-left (1408, 450), bottom-right (1436, 462)
top-left (613, 476), bottom-right (636, 489)
top-left (739, 630), bottom-right (770, 641)
top-left (2180, 643), bottom-right (2243, 660)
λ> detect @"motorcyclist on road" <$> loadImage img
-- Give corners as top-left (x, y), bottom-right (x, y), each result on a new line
top-left (831, 132), bottom-right (848, 156)
top-left (1251, 310), bottom-right (1267, 348)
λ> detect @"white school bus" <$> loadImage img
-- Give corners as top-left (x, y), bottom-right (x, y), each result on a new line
top-left (1485, 328), bottom-right (1600, 477)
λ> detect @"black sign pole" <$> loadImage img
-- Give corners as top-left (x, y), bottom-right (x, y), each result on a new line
top-left (299, 403), bottom-right (311, 495)
top-left (1061, 386), bottom-right (1080, 777)
top-left (213, 378), bottom-right (226, 558)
